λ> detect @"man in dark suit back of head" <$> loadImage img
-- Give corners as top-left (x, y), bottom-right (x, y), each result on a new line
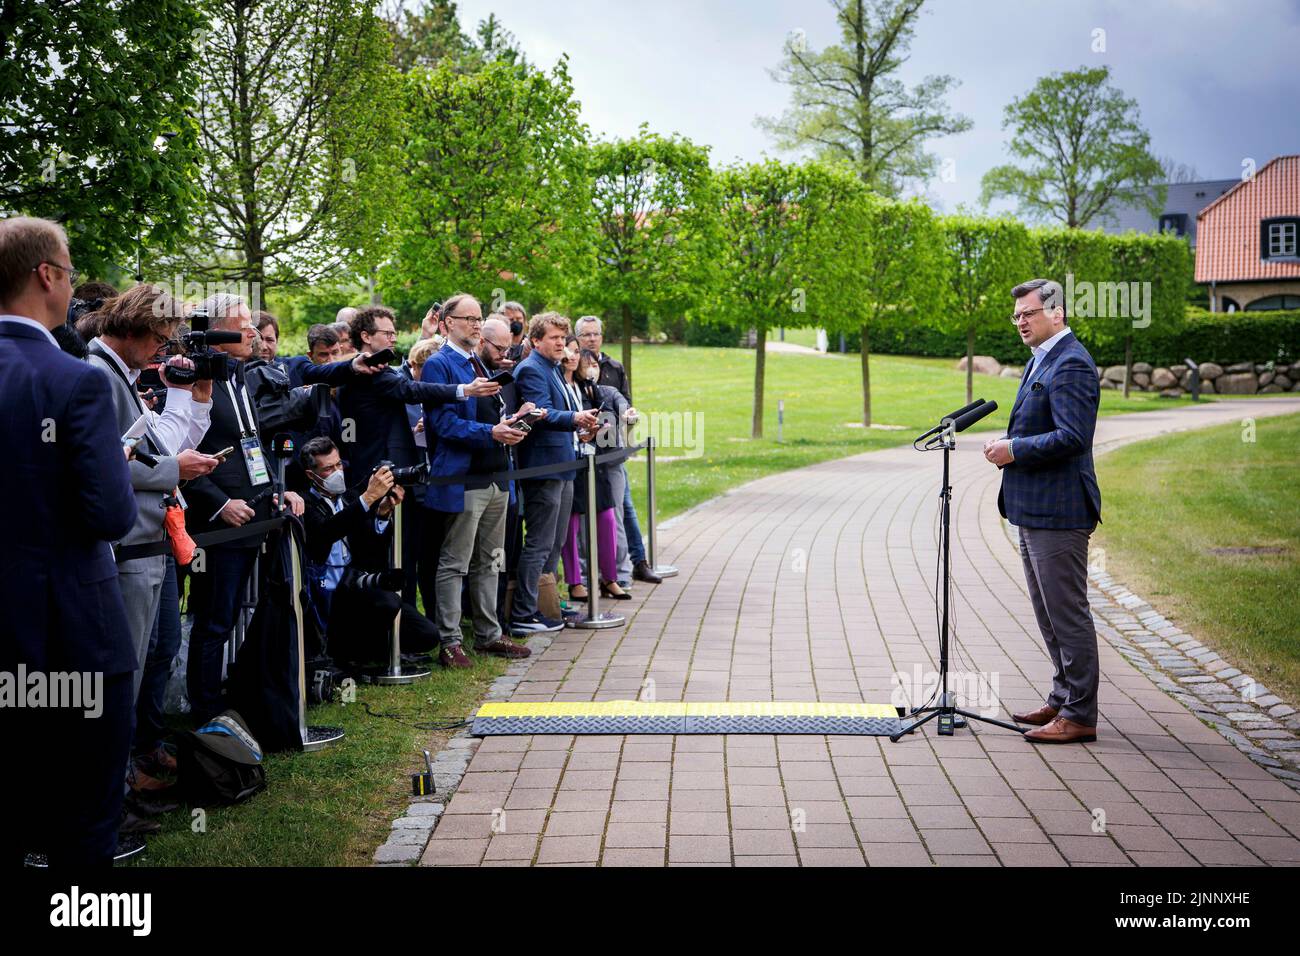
top-left (0, 216), bottom-right (139, 865)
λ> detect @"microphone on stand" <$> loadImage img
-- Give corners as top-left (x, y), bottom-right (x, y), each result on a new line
top-left (915, 399), bottom-right (987, 443)
top-left (950, 400), bottom-right (999, 433)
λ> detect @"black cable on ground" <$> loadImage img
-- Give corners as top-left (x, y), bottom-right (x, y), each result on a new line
top-left (359, 701), bottom-right (472, 733)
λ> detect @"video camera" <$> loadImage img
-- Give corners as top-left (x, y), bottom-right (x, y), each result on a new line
top-left (165, 307), bottom-right (244, 384)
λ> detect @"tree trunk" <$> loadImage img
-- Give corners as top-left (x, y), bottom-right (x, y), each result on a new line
top-left (1123, 334), bottom-right (1133, 399)
top-left (752, 324), bottom-right (766, 439)
top-left (621, 303), bottom-right (633, 396)
top-left (966, 328), bottom-right (975, 404)
top-left (860, 322), bottom-right (872, 427)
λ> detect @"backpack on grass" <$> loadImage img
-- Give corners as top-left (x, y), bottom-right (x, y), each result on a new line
top-left (178, 710), bottom-right (268, 806)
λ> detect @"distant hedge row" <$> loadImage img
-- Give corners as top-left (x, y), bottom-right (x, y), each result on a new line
top-left (857, 307), bottom-right (1300, 367)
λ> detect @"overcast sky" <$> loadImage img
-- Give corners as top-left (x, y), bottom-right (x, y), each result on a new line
top-left (455, 0), bottom-right (1300, 213)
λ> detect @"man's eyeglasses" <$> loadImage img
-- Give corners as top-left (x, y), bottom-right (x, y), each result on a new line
top-left (447, 314), bottom-right (482, 325)
top-left (1010, 307), bottom-right (1045, 324)
top-left (371, 327), bottom-right (398, 338)
top-left (33, 259), bottom-right (80, 287)
top-left (482, 339), bottom-right (509, 354)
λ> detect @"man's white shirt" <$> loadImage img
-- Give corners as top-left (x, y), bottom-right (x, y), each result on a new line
top-left (94, 336), bottom-right (211, 455)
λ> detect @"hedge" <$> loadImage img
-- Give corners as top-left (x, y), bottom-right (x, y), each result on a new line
top-left (818, 307), bottom-right (1300, 367)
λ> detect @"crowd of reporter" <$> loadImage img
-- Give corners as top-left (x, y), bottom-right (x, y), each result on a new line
top-left (0, 216), bottom-right (659, 867)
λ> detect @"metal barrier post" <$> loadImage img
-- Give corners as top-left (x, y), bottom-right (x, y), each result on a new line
top-left (1185, 357), bottom-right (1201, 402)
top-left (361, 496), bottom-right (431, 683)
top-left (292, 529), bottom-right (343, 751)
top-left (645, 436), bottom-right (678, 578)
top-left (570, 451), bottom-right (624, 630)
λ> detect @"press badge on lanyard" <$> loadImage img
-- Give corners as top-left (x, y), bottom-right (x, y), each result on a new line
top-left (226, 380), bottom-right (271, 487)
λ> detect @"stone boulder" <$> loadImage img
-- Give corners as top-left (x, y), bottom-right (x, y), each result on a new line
top-left (1159, 388), bottom-right (1184, 398)
top-left (1259, 371), bottom-right (1275, 387)
top-left (1151, 367), bottom-right (1178, 389)
top-left (1261, 384), bottom-right (1284, 393)
top-left (1274, 374), bottom-right (1294, 390)
top-left (1132, 372), bottom-right (1151, 388)
top-left (1201, 379), bottom-right (1215, 394)
top-left (1198, 362), bottom-right (1224, 380)
top-left (1225, 362), bottom-right (1254, 374)
top-left (1099, 378), bottom-right (1117, 390)
top-left (1132, 362), bottom-right (1153, 374)
top-left (1215, 372), bottom-right (1258, 394)
top-left (1000, 366), bottom-right (1023, 378)
top-left (956, 355), bottom-right (1002, 376)
top-left (1103, 365), bottom-right (1127, 383)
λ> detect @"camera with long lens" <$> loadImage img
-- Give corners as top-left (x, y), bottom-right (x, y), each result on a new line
top-left (342, 567), bottom-right (405, 592)
top-left (164, 307), bottom-right (244, 384)
top-left (375, 459), bottom-right (430, 486)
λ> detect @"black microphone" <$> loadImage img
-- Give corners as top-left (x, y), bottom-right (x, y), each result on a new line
top-left (941, 398), bottom-right (985, 424)
top-left (951, 400), bottom-right (999, 433)
top-left (916, 398), bottom-right (988, 443)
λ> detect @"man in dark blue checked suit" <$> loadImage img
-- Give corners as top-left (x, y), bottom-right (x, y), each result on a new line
top-left (984, 278), bottom-right (1102, 745)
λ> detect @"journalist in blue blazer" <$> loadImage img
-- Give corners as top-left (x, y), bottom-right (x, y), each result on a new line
top-left (985, 278), bottom-right (1102, 746)
top-left (508, 318), bottom-right (598, 631)
top-left (0, 217), bottom-right (140, 865)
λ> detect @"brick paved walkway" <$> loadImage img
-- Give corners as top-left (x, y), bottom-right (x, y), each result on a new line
top-left (420, 399), bottom-right (1300, 866)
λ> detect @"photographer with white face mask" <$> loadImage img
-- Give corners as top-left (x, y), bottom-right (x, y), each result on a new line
top-left (299, 437), bottom-right (440, 669)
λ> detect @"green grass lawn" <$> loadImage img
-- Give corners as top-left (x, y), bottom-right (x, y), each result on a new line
top-left (1094, 412), bottom-right (1300, 704)
top-left (623, 345), bottom-right (1197, 523)
top-left (132, 653), bottom-right (506, 867)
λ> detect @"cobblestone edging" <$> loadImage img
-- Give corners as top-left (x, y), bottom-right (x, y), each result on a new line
top-left (372, 634), bottom-right (555, 865)
top-left (1088, 569), bottom-right (1300, 790)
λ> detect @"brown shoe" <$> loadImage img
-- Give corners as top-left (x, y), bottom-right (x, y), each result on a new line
top-left (477, 639), bottom-right (531, 659)
top-left (1012, 704), bottom-right (1059, 726)
top-left (438, 645), bottom-right (473, 669)
top-left (633, 561), bottom-right (663, 584)
top-left (1024, 716), bottom-right (1096, 745)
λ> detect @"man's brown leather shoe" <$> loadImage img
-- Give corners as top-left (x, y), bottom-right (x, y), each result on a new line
top-left (1012, 704), bottom-right (1059, 726)
top-left (438, 646), bottom-right (473, 669)
top-left (1024, 716), bottom-right (1096, 744)
top-left (478, 639), bottom-right (531, 659)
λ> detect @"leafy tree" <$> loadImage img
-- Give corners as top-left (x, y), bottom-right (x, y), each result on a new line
top-left (830, 195), bottom-right (941, 425)
top-left (980, 66), bottom-right (1165, 228)
top-left (171, 0), bottom-right (402, 294)
top-left (757, 0), bottom-right (971, 196)
top-left (710, 161), bottom-right (862, 438)
top-left (382, 57), bottom-right (588, 309)
top-left (381, 0), bottom-right (472, 72)
top-left (0, 0), bottom-right (206, 278)
top-left (472, 13), bottom-right (528, 70)
top-left (569, 128), bottom-right (717, 390)
top-left (937, 215), bottom-right (1038, 403)
top-left (381, 2), bottom-right (526, 74)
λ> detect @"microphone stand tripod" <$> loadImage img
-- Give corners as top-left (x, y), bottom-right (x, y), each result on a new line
top-left (890, 422), bottom-right (1025, 742)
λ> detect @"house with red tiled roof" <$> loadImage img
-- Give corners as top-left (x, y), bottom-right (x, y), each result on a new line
top-left (1195, 155), bottom-right (1300, 312)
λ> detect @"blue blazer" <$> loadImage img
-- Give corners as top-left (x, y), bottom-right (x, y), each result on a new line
top-left (513, 348), bottom-right (581, 482)
top-left (421, 345), bottom-right (499, 512)
top-left (998, 331), bottom-right (1102, 530)
top-left (0, 321), bottom-right (139, 676)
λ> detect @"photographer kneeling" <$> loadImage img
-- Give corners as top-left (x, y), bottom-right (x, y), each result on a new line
top-left (299, 437), bottom-right (438, 668)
